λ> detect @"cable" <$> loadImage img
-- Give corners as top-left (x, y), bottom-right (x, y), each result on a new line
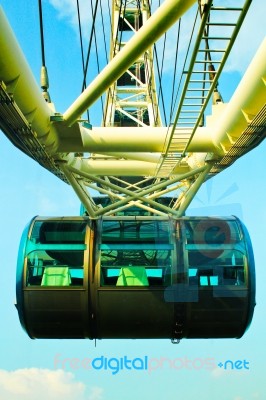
top-left (153, 40), bottom-right (167, 126)
top-left (90, 0), bottom-right (105, 117)
top-left (38, 0), bottom-right (51, 102)
top-left (147, 0), bottom-right (167, 126)
top-left (170, 8), bottom-right (199, 126)
top-left (82, 0), bottom-right (100, 92)
top-left (169, 19), bottom-right (181, 122)
top-left (38, 0), bottom-right (46, 67)
top-left (101, 0), bottom-right (113, 127)
top-left (99, 0), bottom-right (109, 64)
top-left (76, 0), bottom-right (90, 121)
top-left (76, 0), bottom-right (86, 81)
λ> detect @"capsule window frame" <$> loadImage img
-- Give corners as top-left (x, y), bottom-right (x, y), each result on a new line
top-left (99, 219), bottom-right (173, 287)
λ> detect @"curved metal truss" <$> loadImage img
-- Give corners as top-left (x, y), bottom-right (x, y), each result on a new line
top-left (0, 0), bottom-right (265, 217)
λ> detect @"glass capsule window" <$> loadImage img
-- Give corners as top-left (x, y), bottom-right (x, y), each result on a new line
top-left (188, 249), bottom-right (246, 287)
top-left (184, 219), bottom-right (246, 287)
top-left (30, 220), bottom-right (87, 244)
top-left (25, 220), bottom-right (87, 287)
top-left (26, 250), bottom-right (84, 286)
top-left (184, 219), bottom-right (242, 245)
top-left (100, 220), bottom-right (173, 286)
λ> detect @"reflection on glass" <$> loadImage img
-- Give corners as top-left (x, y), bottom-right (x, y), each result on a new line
top-left (188, 250), bottom-right (245, 287)
top-left (100, 220), bottom-right (173, 286)
top-left (26, 250), bottom-right (84, 286)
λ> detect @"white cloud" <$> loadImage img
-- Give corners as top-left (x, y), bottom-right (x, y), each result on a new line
top-left (211, 366), bottom-right (230, 378)
top-left (37, 188), bottom-right (59, 214)
top-left (47, 0), bottom-right (265, 77)
top-left (48, 0), bottom-right (85, 27)
top-left (23, 180), bottom-right (79, 215)
top-left (48, 0), bottom-right (109, 39)
top-left (224, 1), bottom-right (266, 73)
top-left (251, 392), bottom-right (261, 399)
top-left (0, 368), bottom-right (87, 400)
top-left (88, 386), bottom-right (104, 400)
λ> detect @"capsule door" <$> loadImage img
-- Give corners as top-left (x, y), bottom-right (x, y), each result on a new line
top-left (180, 217), bottom-right (255, 338)
top-left (93, 217), bottom-right (175, 339)
top-left (16, 217), bottom-right (93, 338)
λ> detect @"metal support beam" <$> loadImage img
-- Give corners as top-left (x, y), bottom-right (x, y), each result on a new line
top-left (57, 126), bottom-right (219, 153)
top-left (69, 169), bottom-right (180, 216)
top-left (211, 38), bottom-right (266, 154)
top-left (0, 7), bottom-right (58, 151)
top-left (69, 157), bottom-right (159, 176)
top-left (63, 0), bottom-right (197, 126)
top-left (59, 163), bottom-right (96, 218)
top-left (68, 164), bottom-right (206, 216)
top-left (165, 0), bottom-right (212, 155)
top-left (93, 152), bottom-right (161, 163)
top-left (177, 163), bottom-right (213, 216)
top-left (84, 182), bottom-right (167, 216)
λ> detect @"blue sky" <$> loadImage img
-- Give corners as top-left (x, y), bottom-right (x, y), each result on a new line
top-left (0, 0), bottom-right (265, 399)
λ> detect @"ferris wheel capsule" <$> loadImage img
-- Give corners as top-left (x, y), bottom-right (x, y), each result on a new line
top-left (15, 215), bottom-right (255, 340)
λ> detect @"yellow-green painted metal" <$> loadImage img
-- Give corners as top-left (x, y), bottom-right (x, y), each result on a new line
top-left (0, 7), bottom-right (58, 152)
top-left (63, 0), bottom-right (197, 126)
top-left (0, 1), bottom-right (265, 218)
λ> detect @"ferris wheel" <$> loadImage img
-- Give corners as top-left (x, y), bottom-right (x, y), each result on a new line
top-left (0, 0), bottom-right (265, 340)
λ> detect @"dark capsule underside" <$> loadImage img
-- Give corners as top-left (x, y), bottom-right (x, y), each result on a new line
top-left (16, 216), bottom-right (255, 340)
